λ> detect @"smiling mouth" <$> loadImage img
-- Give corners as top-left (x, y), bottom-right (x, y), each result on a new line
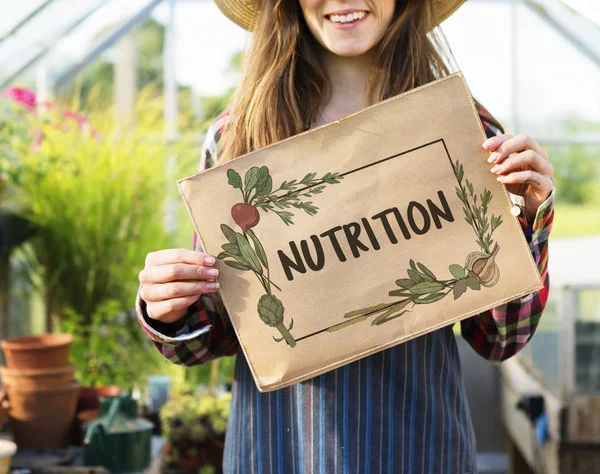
top-left (325, 11), bottom-right (369, 25)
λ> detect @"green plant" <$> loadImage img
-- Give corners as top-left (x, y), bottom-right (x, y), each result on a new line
top-left (160, 393), bottom-right (231, 472)
top-left (547, 144), bottom-right (599, 205)
top-left (3, 88), bottom-right (197, 328)
top-left (60, 299), bottom-right (158, 389)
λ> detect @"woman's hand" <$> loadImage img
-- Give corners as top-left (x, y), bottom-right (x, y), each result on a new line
top-left (139, 249), bottom-right (219, 324)
top-left (483, 134), bottom-right (553, 222)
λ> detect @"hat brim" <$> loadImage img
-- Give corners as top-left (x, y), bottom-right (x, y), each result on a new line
top-left (214, 0), bottom-right (467, 32)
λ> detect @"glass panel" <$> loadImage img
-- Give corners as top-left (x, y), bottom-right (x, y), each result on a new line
top-left (575, 288), bottom-right (600, 394)
top-left (0, 0), bottom-right (48, 38)
top-left (443, 2), bottom-right (600, 141)
top-left (0, 0), bottom-right (156, 87)
top-left (519, 288), bottom-right (562, 392)
top-left (0, 0), bottom-right (105, 85)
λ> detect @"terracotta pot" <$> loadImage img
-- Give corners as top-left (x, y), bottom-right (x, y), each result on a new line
top-left (1, 333), bottom-right (73, 370)
top-left (7, 381), bottom-right (80, 450)
top-left (0, 386), bottom-right (8, 430)
top-left (77, 385), bottom-right (123, 412)
top-left (0, 364), bottom-right (76, 390)
top-left (77, 408), bottom-right (99, 425)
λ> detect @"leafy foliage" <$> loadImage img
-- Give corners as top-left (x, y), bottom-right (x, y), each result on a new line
top-left (59, 300), bottom-right (158, 389)
top-left (453, 160), bottom-right (502, 254)
top-left (160, 393), bottom-right (231, 470)
top-left (549, 144), bottom-right (599, 205)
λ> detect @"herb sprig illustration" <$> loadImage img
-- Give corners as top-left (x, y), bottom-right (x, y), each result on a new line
top-left (219, 165), bottom-right (343, 347)
top-left (333, 159), bottom-right (504, 329)
top-left (454, 161), bottom-right (503, 254)
top-left (227, 167), bottom-right (343, 228)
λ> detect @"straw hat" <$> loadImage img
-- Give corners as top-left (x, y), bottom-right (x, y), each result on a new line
top-left (214, 0), bottom-right (467, 31)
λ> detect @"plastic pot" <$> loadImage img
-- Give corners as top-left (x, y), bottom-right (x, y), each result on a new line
top-left (8, 381), bottom-right (80, 450)
top-left (0, 334), bottom-right (73, 369)
top-left (0, 364), bottom-right (76, 390)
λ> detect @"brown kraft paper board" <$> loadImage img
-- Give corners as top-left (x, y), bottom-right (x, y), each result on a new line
top-left (178, 73), bottom-right (543, 393)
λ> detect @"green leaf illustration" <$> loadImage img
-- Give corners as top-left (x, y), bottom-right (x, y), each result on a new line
top-left (236, 233), bottom-right (263, 274)
top-left (453, 279), bottom-right (468, 300)
top-left (395, 279), bottom-right (415, 289)
top-left (344, 303), bottom-right (389, 319)
top-left (418, 272), bottom-right (434, 283)
top-left (222, 243), bottom-right (241, 256)
top-left (414, 293), bottom-right (446, 304)
top-left (409, 281), bottom-right (445, 295)
top-left (245, 167), bottom-right (259, 191)
top-left (225, 260), bottom-right (251, 271)
top-left (407, 269), bottom-right (422, 284)
top-left (466, 275), bottom-right (481, 291)
top-left (449, 264), bottom-right (466, 280)
top-left (254, 175), bottom-right (273, 198)
top-left (221, 224), bottom-right (238, 244)
top-left (227, 169), bottom-right (243, 189)
top-left (417, 263), bottom-right (436, 280)
top-left (247, 229), bottom-right (268, 268)
top-left (217, 252), bottom-right (228, 260)
top-left (255, 166), bottom-right (269, 188)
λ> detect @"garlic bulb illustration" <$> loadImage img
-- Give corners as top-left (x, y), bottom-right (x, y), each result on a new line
top-left (465, 243), bottom-right (500, 288)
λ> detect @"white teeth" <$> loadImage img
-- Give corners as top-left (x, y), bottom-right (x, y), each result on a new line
top-left (329, 11), bottom-right (366, 23)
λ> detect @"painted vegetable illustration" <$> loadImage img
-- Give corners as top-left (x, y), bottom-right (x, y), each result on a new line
top-left (465, 243), bottom-right (500, 288)
top-left (219, 165), bottom-right (344, 347)
top-left (231, 203), bottom-right (260, 231)
top-left (330, 159), bottom-right (504, 331)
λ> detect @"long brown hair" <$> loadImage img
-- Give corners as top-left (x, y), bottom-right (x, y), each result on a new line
top-left (221, 0), bottom-right (503, 163)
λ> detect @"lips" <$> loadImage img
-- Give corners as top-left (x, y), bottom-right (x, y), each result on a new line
top-left (325, 10), bottom-right (370, 28)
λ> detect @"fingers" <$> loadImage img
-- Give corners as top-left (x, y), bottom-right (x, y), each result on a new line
top-left (483, 134), bottom-right (549, 164)
top-left (140, 280), bottom-right (219, 303)
top-left (496, 169), bottom-right (553, 191)
top-left (139, 263), bottom-right (219, 285)
top-left (145, 249), bottom-right (216, 268)
top-left (146, 295), bottom-right (202, 323)
top-left (490, 149), bottom-right (553, 178)
top-left (140, 249), bottom-right (221, 324)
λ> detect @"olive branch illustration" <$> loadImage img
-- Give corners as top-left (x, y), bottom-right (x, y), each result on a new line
top-left (218, 166), bottom-right (343, 347)
top-left (328, 160), bottom-right (504, 332)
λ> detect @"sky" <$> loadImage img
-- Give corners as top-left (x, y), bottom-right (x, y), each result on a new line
top-left (1, 0), bottom-right (599, 138)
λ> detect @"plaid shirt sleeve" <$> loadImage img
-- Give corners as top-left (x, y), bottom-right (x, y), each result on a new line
top-left (460, 119), bottom-right (555, 362)
top-left (135, 110), bottom-right (239, 366)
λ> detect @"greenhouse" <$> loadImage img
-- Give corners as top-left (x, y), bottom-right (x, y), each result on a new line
top-left (0, 0), bottom-right (598, 472)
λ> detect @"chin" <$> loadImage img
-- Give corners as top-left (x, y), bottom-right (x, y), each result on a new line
top-left (328, 42), bottom-right (374, 58)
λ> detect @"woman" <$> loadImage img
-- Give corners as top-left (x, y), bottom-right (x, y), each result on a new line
top-left (137, 1), bottom-right (554, 472)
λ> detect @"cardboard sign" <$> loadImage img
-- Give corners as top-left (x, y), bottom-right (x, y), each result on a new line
top-left (178, 73), bottom-right (543, 392)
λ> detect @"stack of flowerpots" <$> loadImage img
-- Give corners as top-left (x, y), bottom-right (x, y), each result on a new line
top-left (0, 334), bottom-right (80, 450)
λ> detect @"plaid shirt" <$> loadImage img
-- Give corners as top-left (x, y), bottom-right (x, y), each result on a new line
top-left (136, 108), bottom-right (554, 473)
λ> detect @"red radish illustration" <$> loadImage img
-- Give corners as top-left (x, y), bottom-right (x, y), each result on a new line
top-left (231, 203), bottom-right (260, 231)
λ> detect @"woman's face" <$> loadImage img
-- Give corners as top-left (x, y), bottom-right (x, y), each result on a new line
top-left (298, 0), bottom-right (396, 57)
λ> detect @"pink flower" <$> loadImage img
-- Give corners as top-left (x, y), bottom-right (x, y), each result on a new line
top-left (33, 130), bottom-right (45, 151)
top-left (64, 110), bottom-right (88, 127)
top-left (2, 87), bottom-right (37, 110)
